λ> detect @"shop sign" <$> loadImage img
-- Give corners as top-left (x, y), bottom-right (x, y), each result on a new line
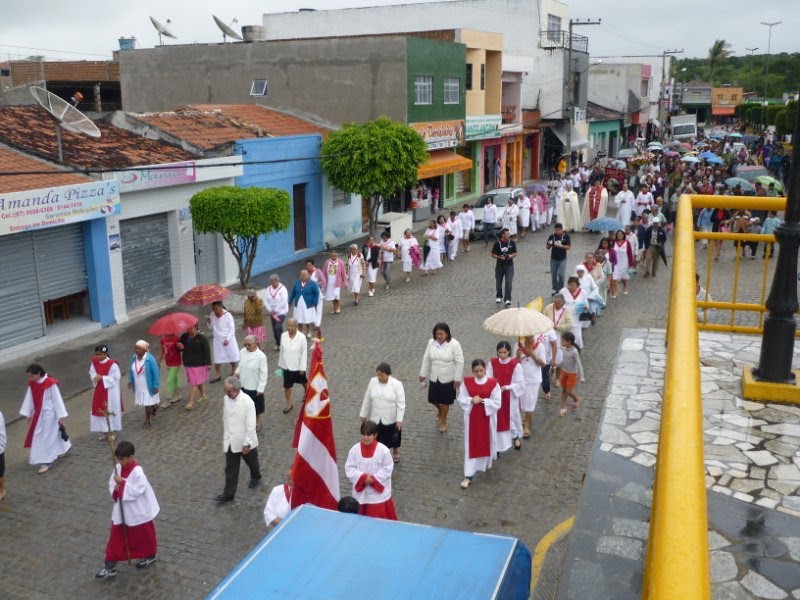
top-left (573, 107), bottom-right (586, 124)
top-left (410, 120), bottom-right (465, 150)
top-left (466, 115), bottom-right (502, 140)
top-left (0, 179), bottom-right (120, 237)
top-left (113, 161), bottom-right (197, 193)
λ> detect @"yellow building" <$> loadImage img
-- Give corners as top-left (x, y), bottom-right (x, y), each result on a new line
top-left (711, 86), bottom-right (743, 122)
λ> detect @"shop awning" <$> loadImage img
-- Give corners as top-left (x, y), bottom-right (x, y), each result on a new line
top-left (550, 124), bottom-right (589, 151)
top-left (417, 150), bottom-right (473, 180)
top-left (712, 106), bottom-right (736, 116)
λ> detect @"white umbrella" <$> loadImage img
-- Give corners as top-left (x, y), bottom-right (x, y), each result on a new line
top-left (483, 307), bottom-right (554, 337)
top-left (680, 155), bottom-right (700, 163)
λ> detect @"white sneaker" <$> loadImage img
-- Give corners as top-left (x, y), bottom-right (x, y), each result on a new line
top-left (505, 300), bottom-right (512, 307)
top-left (368, 290), bottom-right (374, 297)
top-left (496, 298), bottom-right (502, 303)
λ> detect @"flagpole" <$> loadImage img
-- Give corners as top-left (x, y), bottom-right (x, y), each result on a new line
top-left (103, 404), bottom-right (131, 565)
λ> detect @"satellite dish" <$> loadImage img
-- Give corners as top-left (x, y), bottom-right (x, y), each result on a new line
top-left (213, 15), bottom-right (242, 42)
top-left (150, 16), bottom-right (177, 46)
top-left (30, 86), bottom-right (101, 163)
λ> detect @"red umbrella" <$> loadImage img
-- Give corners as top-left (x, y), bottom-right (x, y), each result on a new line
top-left (177, 284), bottom-right (231, 306)
top-left (147, 312), bottom-right (199, 335)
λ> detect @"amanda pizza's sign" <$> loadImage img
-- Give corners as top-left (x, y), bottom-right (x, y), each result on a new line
top-left (0, 179), bottom-right (120, 236)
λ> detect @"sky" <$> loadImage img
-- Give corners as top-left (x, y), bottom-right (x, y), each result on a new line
top-left (0, 0), bottom-right (796, 63)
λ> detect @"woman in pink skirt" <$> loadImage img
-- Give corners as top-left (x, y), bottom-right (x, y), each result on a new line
top-left (177, 322), bottom-right (212, 411)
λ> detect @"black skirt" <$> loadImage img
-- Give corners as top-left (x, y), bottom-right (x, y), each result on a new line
top-left (428, 379), bottom-right (456, 406)
top-left (283, 370), bottom-right (308, 389)
top-left (242, 388), bottom-right (265, 415)
top-left (377, 422), bottom-right (401, 449)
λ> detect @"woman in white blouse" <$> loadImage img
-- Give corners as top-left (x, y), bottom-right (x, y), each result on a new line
top-left (360, 363), bottom-right (406, 462)
top-left (419, 322), bottom-right (464, 433)
top-left (278, 318), bottom-right (307, 414)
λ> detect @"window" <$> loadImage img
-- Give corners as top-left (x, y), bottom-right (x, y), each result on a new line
top-left (731, 94), bottom-right (738, 101)
top-left (480, 64), bottom-right (485, 91)
top-left (640, 79), bottom-right (649, 97)
top-left (547, 14), bottom-right (562, 42)
top-left (414, 76), bottom-right (433, 105)
top-left (465, 63), bottom-right (473, 91)
top-left (250, 79), bottom-right (268, 96)
top-left (332, 188), bottom-right (351, 208)
top-left (443, 78), bottom-right (460, 104)
top-left (717, 93), bottom-right (724, 100)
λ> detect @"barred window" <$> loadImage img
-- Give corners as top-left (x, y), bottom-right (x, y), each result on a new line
top-left (414, 76), bottom-right (433, 105)
top-left (443, 77), bottom-right (460, 104)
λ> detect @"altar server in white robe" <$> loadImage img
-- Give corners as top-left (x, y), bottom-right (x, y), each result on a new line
top-left (89, 344), bottom-right (122, 440)
top-left (458, 359), bottom-right (501, 489)
top-left (344, 420), bottom-right (398, 520)
top-left (486, 341), bottom-right (526, 452)
top-left (264, 472), bottom-right (294, 527)
top-left (20, 363), bottom-right (71, 473)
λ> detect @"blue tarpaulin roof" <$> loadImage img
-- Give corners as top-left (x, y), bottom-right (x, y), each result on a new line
top-left (208, 505), bottom-right (532, 600)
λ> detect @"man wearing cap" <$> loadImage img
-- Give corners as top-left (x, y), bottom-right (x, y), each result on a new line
top-left (642, 220), bottom-right (667, 278)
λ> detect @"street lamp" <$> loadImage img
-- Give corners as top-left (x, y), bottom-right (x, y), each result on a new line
top-left (745, 47), bottom-right (759, 90)
top-left (754, 100), bottom-right (800, 383)
top-left (660, 49), bottom-right (683, 137)
top-left (761, 21), bottom-right (781, 98)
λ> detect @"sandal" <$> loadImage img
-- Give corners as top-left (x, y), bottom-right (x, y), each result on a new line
top-left (393, 454), bottom-right (401, 463)
top-left (283, 405), bottom-right (294, 414)
top-left (197, 396), bottom-right (207, 404)
top-left (185, 403), bottom-right (194, 411)
top-left (572, 397), bottom-right (582, 411)
top-left (559, 408), bottom-right (567, 417)
top-left (513, 438), bottom-right (522, 450)
top-left (543, 392), bottom-right (552, 401)
top-left (37, 465), bottom-right (50, 474)
top-left (460, 478), bottom-right (471, 489)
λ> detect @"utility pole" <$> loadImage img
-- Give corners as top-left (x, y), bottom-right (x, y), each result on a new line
top-left (745, 47), bottom-right (759, 91)
top-left (761, 21), bottom-right (781, 98)
top-left (565, 18), bottom-right (600, 168)
top-left (659, 49), bottom-right (683, 139)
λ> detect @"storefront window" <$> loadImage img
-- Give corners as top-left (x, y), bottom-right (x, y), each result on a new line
top-left (414, 76), bottom-right (433, 105)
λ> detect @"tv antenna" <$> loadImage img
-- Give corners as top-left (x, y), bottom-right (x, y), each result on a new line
top-left (30, 86), bottom-right (101, 163)
top-left (213, 15), bottom-right (242, 42)
top-left (149, 16), bottom-right (177, 46)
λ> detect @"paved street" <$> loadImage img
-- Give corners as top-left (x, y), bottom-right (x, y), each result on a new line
top-left (1, 214), bottom-right (674, 599)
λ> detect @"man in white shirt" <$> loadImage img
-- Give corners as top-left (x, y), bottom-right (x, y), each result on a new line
top-left (447, 211), bottom-right (463, 261)
top-left (262, 274), bottom-right (289, 351)
top-left (615, 181), bottom-right (635, 226)
top-left (458, 204), bottom-right (475, 253)
top-left (378, 231), bottom-right (397, 290)
top-left (482, 198), bottom-right (498, 247)
top-left (235, 335), bottom-right (268, 433)
top-left (216, 377), bottom-right (261, 503)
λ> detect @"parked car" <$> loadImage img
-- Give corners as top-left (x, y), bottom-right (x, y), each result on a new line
top-left (472, 187), bottom-right (524, 238)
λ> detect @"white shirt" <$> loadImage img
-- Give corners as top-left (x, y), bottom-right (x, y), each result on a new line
top-left (483, 203), bottom-right (497, 224)
top-left (360, 376), bottom-right (406, 424)
top-left (379, 239), bottom-right (396, 262)
top-left (278, 331), bottom-right (307, 372)
top-left (458, 209), bottom-right (475, 231)
top-left (448, 218), bottom-right (463, 239)
top-left (262, 284), bottom-right (289, 316)
top-left (223, 390), bottom-right (259, 453)
top-left (235, 347), bottom-right (268, 393)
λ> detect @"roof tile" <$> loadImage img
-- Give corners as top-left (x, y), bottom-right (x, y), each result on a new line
top-left (0, 144), bottom-right (92, 194)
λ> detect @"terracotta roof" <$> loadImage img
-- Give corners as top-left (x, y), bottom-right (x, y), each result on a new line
top-left (0, 105), bottom-right (198, 170)
top-left (0, 144), bottom-right (92, 194)
top-left (8, 60), bottom-right (119, 86)
top-left (132, 104), bottom-right (329, 150)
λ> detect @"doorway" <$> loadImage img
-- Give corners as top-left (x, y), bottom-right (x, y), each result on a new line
top-left (293, 183), bottom-right (307, 251)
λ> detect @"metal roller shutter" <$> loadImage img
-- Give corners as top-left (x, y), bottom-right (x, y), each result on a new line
top-left (0, 233), bottom-right (44, 349)
top-left (121, 214), bottom-right (173, 310)
top-left (34, 224), bottom-right (87, 300)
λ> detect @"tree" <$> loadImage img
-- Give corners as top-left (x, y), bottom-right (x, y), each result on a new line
top-left (190, 186), bottom-right (291, 288)
top-left (707, 39), bottom-right (732, 84)
top-left (321, 116), bottom-right (428, 236)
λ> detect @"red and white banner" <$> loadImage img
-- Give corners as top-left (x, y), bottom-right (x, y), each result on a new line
top-left (290, 341), bottom-right (340, 510)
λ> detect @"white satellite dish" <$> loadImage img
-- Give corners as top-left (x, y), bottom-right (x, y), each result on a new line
top-left (30, 86), bottom-right (101, 163)
top-left (150, 16), bottom-right (177, 46)
top-left (213, 15), bottom-right (242, 42)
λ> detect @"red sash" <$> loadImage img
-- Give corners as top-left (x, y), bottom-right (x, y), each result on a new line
top-left (24, 376), bottom-right (59, 448)
top-left (490, 358), bottom-right (518, 433)
top-left (463, 376), bottom-right (498, 459)
top-left (112, 459), bottom-right (138, 502)
top-left (91, 358), bottom-right (119, 417)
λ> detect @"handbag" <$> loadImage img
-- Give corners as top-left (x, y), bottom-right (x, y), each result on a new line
top-left (59, 423), bottom-right (70, 442)
top-left (579, 312), bottom-right (593, 322)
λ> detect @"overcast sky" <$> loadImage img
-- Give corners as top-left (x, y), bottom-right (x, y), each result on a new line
top-left (0, 0), bottom-right (795, 62)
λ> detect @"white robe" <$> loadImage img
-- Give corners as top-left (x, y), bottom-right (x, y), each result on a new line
top-left (560, 288), bottom-right (588, 349)
top-left (344, 441), bottom-right (394, 506)
top-left (516, 343), bottom-right (547, 413)
top-left (423, 229), bottom-right (442, 271)
top-left (458, 377), bottom-right (501, 478)
top-left (502, 203), bottom-right (519, 236)
top-left (557, 191), bottom-right (582, 231)
top-left (485, 359), bottom-right (525, 452)
top-left (615, 190), bottom-right (635, 225)
top-left (308, 269), bottom-right (324, 327)
top-left (264, 484), bottom-right (292, 527)
top-left (108, 464), bottom-right (160, 526)
top-left (20, 377), bottom-right (71, 465)
top-left (89, 359), bottom-right (122, 432)
top-left (398, 237), bottom-right (419, 272)
top-left (209, 310), bottom-right (240, 364)
top-left (518, 196), bottom-right (531, 228)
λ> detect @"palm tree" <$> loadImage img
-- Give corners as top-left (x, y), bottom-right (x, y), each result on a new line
top-left (707, 39), bottom-right (732, 84)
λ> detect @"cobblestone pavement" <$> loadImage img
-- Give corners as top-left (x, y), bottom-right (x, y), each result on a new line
top-left (0, 211), bottom-right (689, 599)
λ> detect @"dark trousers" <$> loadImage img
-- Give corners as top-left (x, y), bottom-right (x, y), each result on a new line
top-left (541, 365), bottom-right (551, 394)
top-left (484, 224), bottom-right (498, 245)
top-left (495, 263), bottom-right (514, 302)
top-left (270, 314), bottom-right (286, 345)
top-left (550, 258), bottom-right (567, 293)
top-left (224, 446), bottom-right (261, 498)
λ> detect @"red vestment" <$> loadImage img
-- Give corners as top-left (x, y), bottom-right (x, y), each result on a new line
top-left (91, 358), bottom-right (120, 417)
top-left (463, 376), bottom-right (499, 459)
top-left (105, 460), bottom-right (158, 561)
top-left (23, 376), bottom-right (59, 448)
top-left (489, 358), bottom-right (519, 433)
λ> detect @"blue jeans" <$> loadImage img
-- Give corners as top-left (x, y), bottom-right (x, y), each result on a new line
top-left (550, 258), bottom-right (567, 293)
top-left (484, 223), bottom-right (498, 245)
top-left (495, 263), bottom-right (514, 302)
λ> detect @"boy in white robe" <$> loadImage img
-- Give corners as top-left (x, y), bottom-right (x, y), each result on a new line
top-left (20, 364), bottom-right (71, 474)
top-left (264, 472), bottom-right (293, 527)
top-left (458, 359), bottom-right (501, 489)
top-left (344, 420), bottom-right (397, 520)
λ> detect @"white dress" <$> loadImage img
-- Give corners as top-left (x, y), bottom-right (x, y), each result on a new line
top-left (518, 196), bottom-right (531, 228)
top-left (209, 310), bottom-right (240, 364)
top-left (132, 357), bottom-right (160, 407)
top-left (20, 377), bottom-right (72, 465)
top-left (364, 246), bottom-right (379, 283)
top-left (347, 254), bottom-right (364, 292)
top-left (560, 288), bottom-right (588, 349)
top-left (423, 228), bottom-right (442, 271)
top-left (503, 203), bottom-right (519, 236)
top-left (612, 240), bottom-right (632, 282)
top-left (308, 269), bottom-right (324, 327)
top-left (398, 237), bottom-right (419, 272)
top-left (458, 377), bottom-right (501, 478)
top-left (89, 359), bottom-right (122, 433)
top-left (516, 342), bottom-right (546, 413)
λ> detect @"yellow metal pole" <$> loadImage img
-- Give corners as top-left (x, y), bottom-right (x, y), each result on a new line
top-left (643, 195), bottom-right (710, 599)
top-left (759, 243), bottom-right (772, 329)
top-left (730, 240), bottom-right (742, 329)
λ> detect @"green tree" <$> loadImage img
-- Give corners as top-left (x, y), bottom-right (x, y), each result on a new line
top-left (321, 116), bottom-right (428, 236)
top-left (707, 39), bottom-right (732, 84)
top-left (190, 186), bottom-right (291, 288)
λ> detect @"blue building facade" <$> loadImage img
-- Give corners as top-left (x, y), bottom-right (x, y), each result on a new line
top-left (235, 135), bottom-right (325, 275)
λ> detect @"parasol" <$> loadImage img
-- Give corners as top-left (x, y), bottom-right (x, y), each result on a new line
top-left (177, 284), bottom-right (231, 306)
top-left (609, 159), bottom-right (627, 169)
top-left (586, 217), bottom-right (625, 232)
top-left (698, 151), bottom-right (718, 160)
top-left (526, 183), bottom-right (548, 193)
top-left (706, 156), bottom-right (724, 165)
top-left (754, 175), bottom-right (784, 193)
top-left (483, 307), bottom-right (554, 337)
top-left (728, 132), bottom-right (742, 139)
top-left (680, 155), bottom-right (700, 163)
top-left (147, 312), bottom-right (199, 335)
top-left (616, 148), bottom-right (637, 158)
top-left (724, 177), bottom-right (755, 193)
top-left (663, 150), bottom-right (679, 157)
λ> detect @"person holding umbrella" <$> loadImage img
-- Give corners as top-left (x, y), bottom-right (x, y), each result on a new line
top-left (177, 323), bottom-right (211, 411)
